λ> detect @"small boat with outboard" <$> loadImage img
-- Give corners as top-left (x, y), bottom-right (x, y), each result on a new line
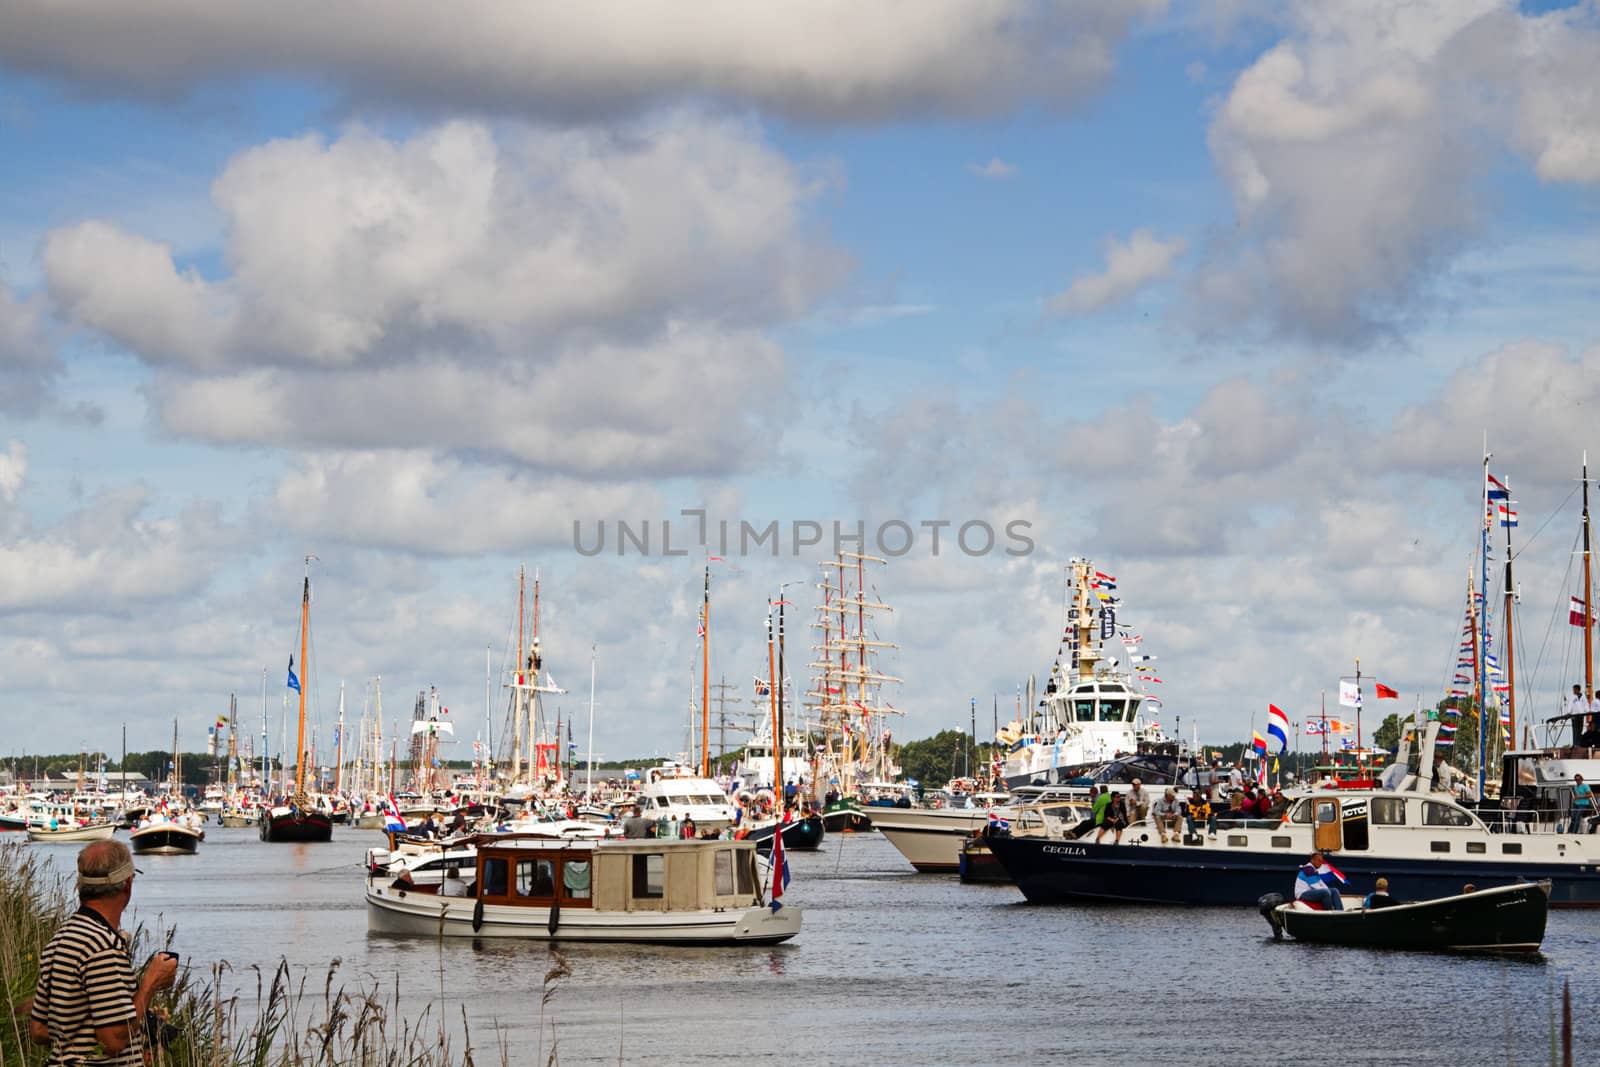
top-left (1259, 879), bottom-right (1550, 953)
top-left (27, 820), bottom-right (118, 843)
top-left (366, 834), bottom-right (800, 944)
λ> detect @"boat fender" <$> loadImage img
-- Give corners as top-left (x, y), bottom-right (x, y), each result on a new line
top-left (1257, 893), bottom-right (1286, 941)
top-left (472, 897), bottom-right (485, 933)
top-left (548, 899), bottom-right (561, 937)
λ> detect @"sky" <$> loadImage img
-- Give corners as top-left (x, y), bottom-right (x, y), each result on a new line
top-left (2, 0), bottom-right (1600, 767)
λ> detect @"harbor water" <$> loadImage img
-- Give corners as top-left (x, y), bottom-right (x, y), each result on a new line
top-left (24, 827), bottom-right (1600, 1065)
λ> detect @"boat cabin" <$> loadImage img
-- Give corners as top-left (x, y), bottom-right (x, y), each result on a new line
top-left (397, 837), bottom-right (767, 913)
top-left (1054, 680), bottom-right (1142, 725)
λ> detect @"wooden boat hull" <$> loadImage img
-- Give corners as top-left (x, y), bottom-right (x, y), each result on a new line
top-left (365, 882), bottom-right (801, 944)
top-left (259, 809), bottom-right (334, 843)
top-left (129, 826), bottom-right (201, 855)
top-left (986, 833), bottom-right (1600, 907)
top-left (219, 813), bottom-right (253, 828)
top-left (1268, 880), bottom-right (1550, 952)
top-left (26, 823), bottom-right (118, 843)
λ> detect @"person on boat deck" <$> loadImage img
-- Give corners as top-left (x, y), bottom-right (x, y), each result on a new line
top-left (1090, 785), bottom-right (1112, 830)
top-left (1125, 780), bottom-right (1150, 826)
top-left (1295, 852), bottom-right (1346, 910)
top-left (440, 868), bottom-right (471, 898)
top-left (1152, 789), bottom-right (1182, 843)
top-left (1095, 792), bottom-right (1127, 845)
top-left (1185, 792), bottom-right (1216, 839)
top-left (680, 817), bottom-right (698, 840)
top-left (1363, 877), bottom-right (1396, 909)
top-left (622, 806), bottom-right (652, 839)
top-left (1569, 775), bottom-right (1593, 835)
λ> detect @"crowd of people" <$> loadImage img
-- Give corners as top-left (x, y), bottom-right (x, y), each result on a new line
top-left (1077, 777), bottom-right (1290, 844)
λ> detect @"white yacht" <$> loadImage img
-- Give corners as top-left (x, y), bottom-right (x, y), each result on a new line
top-left (637, 762), bottom-right (736, 834)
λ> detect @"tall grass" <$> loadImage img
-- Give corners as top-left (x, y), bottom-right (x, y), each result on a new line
top-left (0, 842), bottom-right (539, 1067)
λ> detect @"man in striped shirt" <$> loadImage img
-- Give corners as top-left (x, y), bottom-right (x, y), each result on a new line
top-left (28, 840), bottom-right (178, 1066)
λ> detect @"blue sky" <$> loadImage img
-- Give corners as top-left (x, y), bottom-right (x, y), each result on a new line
top-left (2, 1), bottom-right (1599, 767)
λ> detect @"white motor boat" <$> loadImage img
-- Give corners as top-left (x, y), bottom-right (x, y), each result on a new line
top-left (636, 763), bottom-right (737, 834)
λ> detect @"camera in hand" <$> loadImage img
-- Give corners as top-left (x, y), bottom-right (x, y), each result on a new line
top-left (142, 1007), bottom-right (180, 1049)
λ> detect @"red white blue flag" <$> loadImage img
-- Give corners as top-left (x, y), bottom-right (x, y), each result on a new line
top-left (769, 825), bottom-right (791, 912)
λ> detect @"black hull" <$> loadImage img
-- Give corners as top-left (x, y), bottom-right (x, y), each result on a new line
top-left (129, 828), bottom-right (200, 855)
top-left (985, 833), bottom-right (1600, 908)
top-left (751, 815), bottom-right (826, 852)
top-left (821, 807), bottom-right (873, 834)
top-left (1273, 881), bottom-right (1550, 952)
top-left (259, 811), bottom-right (334, 843)
top-left (959, 838), bottom-right (1012, 884)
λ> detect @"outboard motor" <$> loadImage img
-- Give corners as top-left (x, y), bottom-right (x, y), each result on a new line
top-left (1258, 892), bottom-right (1287, 940)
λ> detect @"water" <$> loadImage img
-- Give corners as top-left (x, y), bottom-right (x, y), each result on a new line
top-left (24, 827), bottom-right (1600, 1065)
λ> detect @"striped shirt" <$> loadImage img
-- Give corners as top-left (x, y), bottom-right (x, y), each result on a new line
top-left (32, 907), bottom-right (142, 1067)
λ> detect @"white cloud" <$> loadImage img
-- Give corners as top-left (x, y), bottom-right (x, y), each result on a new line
top-left (1048, 229), bottom-right (1185, 316)
top-left (968, 157), bottom-right (1018, 179)
top-left (271, 451), bottom-right (666, 555)
top-left (0, 439), bottom-right (25, 504)
top-left (0, 281), bottom-right (60, 413)
top-left (0, 0), bottom-right (1165, 123)
top-left (48, 116), bottom-right (824, 480)
top-left (1199, 0), bottom-right (1600, 343)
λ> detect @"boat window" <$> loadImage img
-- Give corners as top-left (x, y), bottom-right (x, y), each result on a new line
top-left (1315, 804), bottom-right (1337, 824)
top-left (1271, 836), bottom-right (1292, 848)
top-left (737, 851), bottom-right (756, 895)
top-left (1074, 699), bottom-right (1095, 722)
top-left (632, 854), bottom-right (665, 899)
top-left (562, 860), bottom-right (591, 901)
top-left (516, 858), bottom-right (556, 899)
top-left (481, 858), bottom-right (508, 897)
top-left (715, 851), bottom-right (735, 895)
top-left (654, 797), bottom-right (667, 808)
top-left (1429, 841), bottom-right (1450, 852)
top-left (1287, 800), bottom-right (1312, 824)
top-left (1502, 842), bottom-right (1522, 855)
top-left (1466, 842), bottom-right (1486, 854)
top-left (1227, 835), bottom-right (1248, 847)
top-left (1099, 702), bottom-right (1121, 723)
top-left (1370, 797), bottom-right (1406, 826)
top-left (1422, 802), bottom-right (1474, 827)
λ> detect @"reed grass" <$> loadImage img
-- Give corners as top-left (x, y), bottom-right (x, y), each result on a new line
top-left (0, 842), bottom-right (534, 1067)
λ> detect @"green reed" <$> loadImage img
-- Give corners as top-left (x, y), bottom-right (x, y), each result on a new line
top-left (0, 842), bottom-right (535, 1067)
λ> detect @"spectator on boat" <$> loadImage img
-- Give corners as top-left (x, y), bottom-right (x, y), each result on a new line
top-left (622, 806), bottom-right (652, 839)
top-left (1095, 792), bottom-right (1127, 845)
top-left (1265, 787), bottom-right (1289, 818)
top-left (29, 840), bottom-right (179, 1066)
top-left (1090, 785), bottom-right (1112, 831)
top-left (680, 817), bottom-right (698, 839)
top-left (1295, 851), bottom-right (1346, 910)
top-left (1124, 780), bottom-right (1150, 827)
top-left (1462, 883), bottom-right (1477, 894)
top-left (1185, 791), bottom-right (1216, 839)
top-left (1151, 789), bottom-right (1183, 843)
top-left (1569, 775), bottom-right (1593, 835)
top-left (440, 868), bottom-right (471, 898)
top-left (1363, 877), bottom-right (1396, 909)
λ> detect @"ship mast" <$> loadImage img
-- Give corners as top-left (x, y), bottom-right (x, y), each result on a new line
top-left (1502, 478), bottom-right (1517, 750)
top-left (293, 556), bottom-right (312, 805)
top-left (334, 683), bottom-right (346, 796)
top-left (513, 565), bottom-right (524, 786)
top-left (701, 564), bottom-right (711, 778)
top-left (1585, 454), bottom-right (1593, 699)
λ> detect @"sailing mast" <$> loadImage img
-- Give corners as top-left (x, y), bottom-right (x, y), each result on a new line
top-left (701, 564), bottom-right (711, 778)
top-left (334, 683), bottom-right (346, 796)
top-left (767, 605), bottom-right (780, 792)
top-left (1585, 454), bottom-right (1594, 706)
top-left (293, 556), bottom-right (312, 806)
top-left (513, 566), bottom-right (525, 786)
top-left (1501, 474), bottom-right (1517, 750)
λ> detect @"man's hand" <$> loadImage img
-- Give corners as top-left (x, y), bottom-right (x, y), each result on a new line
top-left (141, 953), bottom-right (178, 994)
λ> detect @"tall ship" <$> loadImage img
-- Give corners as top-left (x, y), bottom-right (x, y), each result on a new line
top-left (260, 557), bottom-right (334, 843)
top-left (496, 567), bottom-right (568, 804)
top-left (807, 552), bottom-right (902, 798)
top-left (999, 559), bottom-right (1166, 789)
